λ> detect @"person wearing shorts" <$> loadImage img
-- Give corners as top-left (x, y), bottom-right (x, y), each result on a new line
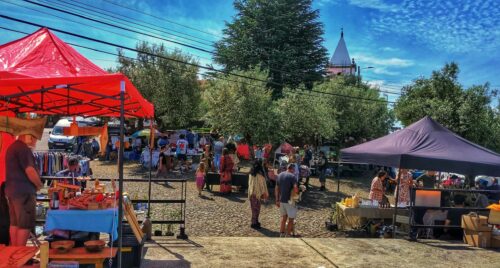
top-left (275, 164), bottom-right (299, 237)
top-left (5, 134), bottom-right (42, 246)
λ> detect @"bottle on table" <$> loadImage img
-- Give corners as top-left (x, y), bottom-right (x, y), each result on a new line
top-left (51, 191), bottom-right (60, 210)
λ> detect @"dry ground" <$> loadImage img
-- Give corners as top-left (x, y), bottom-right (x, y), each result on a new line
top-left (141, 237), bottom-right (500, 268)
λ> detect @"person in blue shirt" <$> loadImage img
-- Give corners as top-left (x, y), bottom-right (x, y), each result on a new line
top-left (55, 157), bottom-right (83, 187)
top-left (186, 130), bottom-right (195, 148)
top-left (157, 135), bottom-right (169, 148)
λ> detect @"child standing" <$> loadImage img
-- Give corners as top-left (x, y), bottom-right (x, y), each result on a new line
top-left (196, 162), bottom-right (206, 196)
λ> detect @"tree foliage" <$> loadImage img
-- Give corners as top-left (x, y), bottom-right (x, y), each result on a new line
top-left (215, 0), bottom-right (328, 99)
top-left (113, 42), bottom-right (201, 130)
top-left (275, 90), bottom-right (337, 143)
top-left (394, 62), bottom-right (500, 152)
top-left (316, 76), bottom-right (394, 148)
top-left (203, 68), bottom-right (393, 148)
top-left (203, 68), bottom-right (279, 145)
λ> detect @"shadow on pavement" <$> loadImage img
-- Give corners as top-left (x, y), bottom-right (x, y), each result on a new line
top-left (255, 226), bottom-right (281, 237)
top-left (140, 259), bottom-right (191, 268)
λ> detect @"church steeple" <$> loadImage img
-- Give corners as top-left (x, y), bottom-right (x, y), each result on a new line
top-left (330, 28), bottom-right (351, 67)
top-left (327, 28), bottom-right (356, 76)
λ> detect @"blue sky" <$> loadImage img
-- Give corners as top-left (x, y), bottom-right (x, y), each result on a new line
top-left (1, 0), bottom-right (499, 104)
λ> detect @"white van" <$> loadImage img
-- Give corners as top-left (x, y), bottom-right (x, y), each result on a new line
top-left (48, 118), bottom-right (93, 151)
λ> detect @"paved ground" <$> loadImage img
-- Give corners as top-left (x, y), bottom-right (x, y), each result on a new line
top-left (141, 236), bottom-right (500, 268)
top-left (91, 160), bottom-right (372, 238)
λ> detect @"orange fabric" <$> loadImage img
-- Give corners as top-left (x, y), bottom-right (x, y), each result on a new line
top-left (63, 123), bottom-right (104, 136)
top-left (99, 123), bottom-right (108, 156)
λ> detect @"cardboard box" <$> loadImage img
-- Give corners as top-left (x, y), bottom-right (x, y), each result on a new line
top-left (488, 210), bottom-right (500, 225)
top-left (491, 236), bottom-right (500, 249)
top-left (463, 229), bottom-right (491, 248)
top-left (461, 214), bottom-right (492, 232)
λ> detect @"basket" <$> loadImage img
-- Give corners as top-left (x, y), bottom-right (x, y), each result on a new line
top-left (51, 240), bottom-right (75, 253)
top-left (84, 240), bottom-right (106, 253)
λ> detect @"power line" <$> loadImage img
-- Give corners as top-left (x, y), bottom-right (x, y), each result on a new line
top-left (0, 24), bottom-right (394, 104)
top-left (22, 0), bottom-right (214, 54)
top-left (0, 14), bottom-right (392, 101)
top-left (101, 0), bottom-right (223, 39)
top-left (2, 0), bottom-right (215, 64)
top-left (23, 0), bottom-right (314, 82)
top-left (41, 0), bottom-right (215, 48)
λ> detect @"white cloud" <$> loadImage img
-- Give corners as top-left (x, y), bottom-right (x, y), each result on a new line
top-left (381, 47), bottom-right (399, 52)
top-left (367, 79), bottom-right (385, 87)
top-left (372, 68), bottom-right (400, 76)
top-left (347, 0), bottom-right (399, 12)
top-left (316, 0), bottom-right (338, 6)
top-left (352, 53), bottom-right (414, 67)
top-left (369, 0), bottom-right (500, 53)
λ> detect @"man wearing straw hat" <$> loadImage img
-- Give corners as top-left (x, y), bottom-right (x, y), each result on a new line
top-left (4, 132), bottom-right (43, 246)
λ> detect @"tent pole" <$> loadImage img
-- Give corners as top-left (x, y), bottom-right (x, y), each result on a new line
top-left (392, 169), bottom-right (402, 238)
top-left (117, 81), bottom-right (125, 268)
top-left (147, 123), bottom-right (153, 217)
top-left (337, 161), bottom-right (341, 193)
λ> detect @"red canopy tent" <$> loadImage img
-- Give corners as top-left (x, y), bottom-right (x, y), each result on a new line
top-left (0, 28), bottom-right (154, 264)
top-left (0, 27), bottom-right (154, 118)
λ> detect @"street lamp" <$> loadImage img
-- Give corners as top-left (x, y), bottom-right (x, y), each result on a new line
top-left (357, 66), bottom-right (374, 85)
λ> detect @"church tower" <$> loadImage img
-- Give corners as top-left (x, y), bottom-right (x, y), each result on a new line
top-left (327, 29), bottom-right (356, 76)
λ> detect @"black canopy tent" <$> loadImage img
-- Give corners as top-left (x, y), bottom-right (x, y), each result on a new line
top-left (340, 116), bottom-right (500, 236)
top-left (341, 116), bottom-right (500, 176)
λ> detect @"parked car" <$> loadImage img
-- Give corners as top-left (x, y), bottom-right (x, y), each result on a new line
top-left (48, 118), bottom-right (92, 151)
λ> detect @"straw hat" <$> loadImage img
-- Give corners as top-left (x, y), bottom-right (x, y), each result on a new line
top-left (0, 116), bottom-right (46, 140)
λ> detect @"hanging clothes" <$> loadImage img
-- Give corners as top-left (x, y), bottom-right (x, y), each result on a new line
top-left (33, 152), bottom-right (90, 176)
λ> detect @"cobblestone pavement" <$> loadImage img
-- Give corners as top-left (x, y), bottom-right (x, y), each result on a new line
top-left (92, 160), bottom-right (372, 238)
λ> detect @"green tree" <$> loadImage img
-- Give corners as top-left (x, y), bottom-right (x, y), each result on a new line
top-left (203, 68), bottom-right (279, 146)
top-left (394, 62), bottom-right (500, 151)
top-left (315, 76), bottom-right (394, 148)
top-left (114, 42), bottom-right (201, 130)
top-left (215, 0), bottom-right (328, 99)
top-left (275, 89), bottom-right (337, 143)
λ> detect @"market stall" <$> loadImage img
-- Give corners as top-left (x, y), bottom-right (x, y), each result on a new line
top-left (0, 27), bottom-right (154, 267)
top-left (340, 116), bottom-right (500, 238)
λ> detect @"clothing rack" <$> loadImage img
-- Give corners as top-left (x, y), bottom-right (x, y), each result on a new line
top-left (33, 151), bottom-right (90, 176)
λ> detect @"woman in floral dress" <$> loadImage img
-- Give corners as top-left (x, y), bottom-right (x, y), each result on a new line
top-left (219, 148), bottom-right (234, 194)
top-left (395, 169), bottom-right (413, 204)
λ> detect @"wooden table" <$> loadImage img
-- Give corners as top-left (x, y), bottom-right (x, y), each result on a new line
top-left (0, 245), bottom-right (38, 268)
top-left (335, 203), bottom-right (396, 230)
top-left (49, 247), bottom-right (117, 268)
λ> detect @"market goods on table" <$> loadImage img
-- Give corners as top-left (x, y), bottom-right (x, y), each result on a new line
top-left (84, 240), bottom-right (106, 253)
top-left (51, 240), bottom-right (75, 253)
top-left (67, 192), bottom-right (116, 210)
top-left (49, 178), bottom-right (117, 210)
top-left (487, 202), bottom-right (500, 224)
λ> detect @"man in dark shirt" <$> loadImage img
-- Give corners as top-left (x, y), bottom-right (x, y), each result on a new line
top-left (416, 170), bottom-right (437, 188)
top-left (487, 178), bottom-right (500, 202)
top-left (5, 134), bottom-right (43, 246)
top-left (275, 164), bottom-right (299, 237)
top-left (302, 145), bottom-right (313, 188)
top-left (444, 194), bottom-right (467, 239)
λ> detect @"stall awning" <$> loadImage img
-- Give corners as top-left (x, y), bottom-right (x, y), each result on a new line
top-left (0, 27), bottom-right (154, 118)
top-left (340, 116), bottom-right (500, 176)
